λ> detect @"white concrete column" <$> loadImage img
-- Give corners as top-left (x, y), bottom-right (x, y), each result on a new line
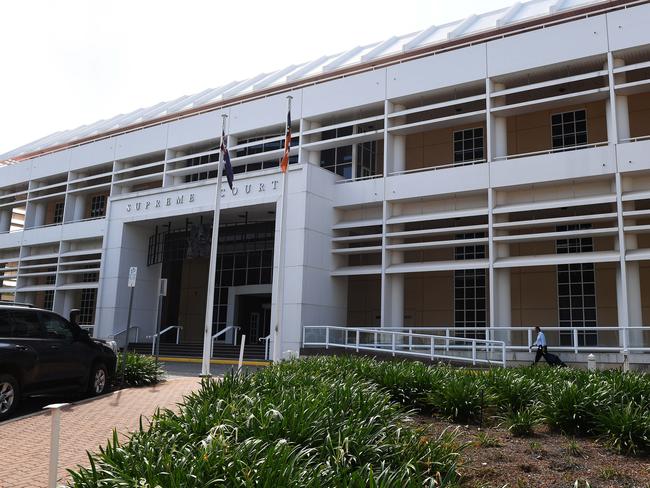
top-left (493, 240), bottom-right (511, 343)
top-left (606, 59), bottom-right (630, 143)
top-left (621, 210), bottom-right (643, 346)
top-left (0, 209), bottom-right (11, 232)
top-left (387, 204), bottom-right (405, 325)
top-left (492, 82), bottom-right (508, 159)
top-left (33, 202), bottom-right (46, 228)
top-left (387, 105), bottom-right (408, 326)
top-left (73, 194), bottom-right (87, 221)
top-left (392, 104), bottom-right (406, 174)
top-left (307, 121), bottom-right (321, 165)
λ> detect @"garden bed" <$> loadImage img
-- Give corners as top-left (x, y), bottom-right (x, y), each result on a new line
top-left (68, 356), bottom-right (650, 487)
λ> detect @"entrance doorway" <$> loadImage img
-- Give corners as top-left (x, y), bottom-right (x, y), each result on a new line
top-left (235, 293), bottom-right (271, 343)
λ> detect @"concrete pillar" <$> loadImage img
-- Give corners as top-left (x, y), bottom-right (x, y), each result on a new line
top-left (0, 209), bottom-right (11, 232)
top-left (606, 59), bottom-right (630, 143)
top-left (73, 194), bottom-right (87, 221)
top-left (307, 121), bottom-right (321, 165)
top-left (392, 104), bottom-right (406, 173)
top-left (493, 241), bottom-right (511, 343)
top-left (619, 213), bottom-right (643, 346)
top-left (492, 82), bottom-right (508, 159)
top-left (387, 202), bottom-right (405, 329)
top-left (33, 202), bottom-right (46, 228)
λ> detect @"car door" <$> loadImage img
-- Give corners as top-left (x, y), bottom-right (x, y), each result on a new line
top-left (6, 309), bottom-right (55, 390)
top-left (38, 311), bottom-right (85, 386)
top-left (0, 309), bottom-right (39, 389)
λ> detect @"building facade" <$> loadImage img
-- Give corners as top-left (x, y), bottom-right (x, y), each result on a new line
top-left (1, 0), bottom-right (650, 363)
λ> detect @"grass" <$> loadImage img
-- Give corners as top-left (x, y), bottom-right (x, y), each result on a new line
top-left (474, 432), bottom-right (501, 448)
top-left (69, 356), bottom-right (650, 486)
top-left (566, 439), bottom-right (585, 458)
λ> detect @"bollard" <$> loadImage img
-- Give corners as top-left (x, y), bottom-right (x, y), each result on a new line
top-left (44, 403), bottom-right (69, 488)
top-left (587, 353), bottom-right (596, 371)
top-left (238, 335), bottom-right (246, 373)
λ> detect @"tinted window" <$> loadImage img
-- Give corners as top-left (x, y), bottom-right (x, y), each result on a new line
top-left (40, 312), bottom-right (74, 341)
top-left (10, 310), bottom-right (44, 338)
top-left (0, 310), bottom-right (12, 337)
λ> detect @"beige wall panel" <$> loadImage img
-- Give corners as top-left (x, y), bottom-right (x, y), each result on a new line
top-left (629, 93), bottom-right (650, 138)
top-left (596, 263), bottom-right (618, 323)
top-left (511, 266), bottom-right (557, 326)
top-left (347, 276), bottom-right (381, 326)
top-left (405, 123), bottom-right (485, 171)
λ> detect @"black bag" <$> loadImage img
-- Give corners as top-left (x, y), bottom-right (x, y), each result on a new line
top-left (544, 352), bottom-right (567, 367)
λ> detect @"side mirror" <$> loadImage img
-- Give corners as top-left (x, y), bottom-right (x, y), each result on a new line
top-left (69, 309), bottom-right (80, 327)
top-left (78, 328), bottom-right (90, 340)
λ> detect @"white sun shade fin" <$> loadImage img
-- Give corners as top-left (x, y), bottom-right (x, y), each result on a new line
top-left (361, 37), bottom-right (399, 62)
top-left (253, 65), bottom-right (299, 91)
top-left (447, 14), bottom-right (478, 39)
top-left (403, 24), bottom-right (439, 51)
top-left (322, 46), bottom-right (365, 72)
top-left (496, 2), bottom-right (523, 26)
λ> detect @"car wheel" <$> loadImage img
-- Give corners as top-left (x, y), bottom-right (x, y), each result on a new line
top-left (88, 363), bottom-right (108, 396)
top-left (0, 374), bottom-right (20, 421)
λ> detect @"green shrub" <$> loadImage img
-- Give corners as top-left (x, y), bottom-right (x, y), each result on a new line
top-left (542, 380), bottom-right (611, 435)
top-left (116, 353), bottom-right (165, 387)
top-left (499, 405), bottom-right (542, 437)
top-left (69, 358), bottom-right (463, 487)
top-left (596, 402), bottom-right (650, 455)
top-left (484, 368), bottom-right (540, 413)
top-left (427, 372), bottom-right (488, 423)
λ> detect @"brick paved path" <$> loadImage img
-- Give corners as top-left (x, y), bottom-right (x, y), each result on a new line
top-left (0, 377), bottom-right (201, 488)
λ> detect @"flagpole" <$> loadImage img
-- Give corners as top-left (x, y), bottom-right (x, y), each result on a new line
top-left (201, 113), bottom-right (228, 377)
top-left (273, 96), bottom-right (292, 363)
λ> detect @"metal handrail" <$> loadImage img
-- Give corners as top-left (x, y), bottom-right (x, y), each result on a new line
top-left (260, 334), bottom-right (272, 360)
top-left (389, 159), bottom-right (485, 176)
top-left (493, 141), bottom-right (608, 162)
top-left (211, 326), bottom-right (240, 356)
top-left (148, 325), bottom-right (182, 355)
top-left (303, 325), bottom-right (506, 367)
top-left (110, 326), bottom-right (140, 345)
top-left (342, 325), bottom-right (650, 356)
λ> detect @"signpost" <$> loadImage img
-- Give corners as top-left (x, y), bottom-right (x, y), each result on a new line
top-left (121, 266), bottom-right (137, 384)
top-left (155, 278), bottom-right (167, 365)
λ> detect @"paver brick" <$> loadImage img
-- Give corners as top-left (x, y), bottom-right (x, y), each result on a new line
top-left (0, 377), bottom-right (200, 488)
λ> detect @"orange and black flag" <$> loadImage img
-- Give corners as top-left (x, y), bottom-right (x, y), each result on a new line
top-left (280, 108), bottom-right (291, 173)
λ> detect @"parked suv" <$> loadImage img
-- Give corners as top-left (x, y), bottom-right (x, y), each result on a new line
top-left (0, 303), bottom-right (117, 420)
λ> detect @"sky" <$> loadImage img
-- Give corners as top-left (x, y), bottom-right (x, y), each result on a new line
top-left (0, 0), bottom-right (514, 155)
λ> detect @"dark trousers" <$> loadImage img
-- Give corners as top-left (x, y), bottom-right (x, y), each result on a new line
top-left (534, 346), bottom-right (548, 364)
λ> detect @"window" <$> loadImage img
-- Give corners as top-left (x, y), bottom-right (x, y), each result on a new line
top-left (184, 151), bottom-right (219, 183)
top-left (0, 310), bottom-right (11, 337)
top-left (453, 128), bottom-right (484, 164)
top-left (551, 110), bottom-right (587, 149)
top-left (42, 290), bottom-right (55, 311)
top-left (234, 134), bottom-right (299, 174)
top-left (556, 224), bottom-right (596, 346)
top-left (79, 289), bottom-right (97, 325)
top-left (9, 310), bottom-right (43, 338)
top-left (454, 233), bottom-right (487, 338)
top-left (90, 195), bottom-right (107, 218)
top-left (53, 202), bottom-right (64, 224)
top-left (40, 312), bottom-right (73, 340)
top-left (320, 127), bottom-right (353, 178)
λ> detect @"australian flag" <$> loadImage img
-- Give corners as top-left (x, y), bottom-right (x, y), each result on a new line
top-left (221, 128), bottom-right (234, 190)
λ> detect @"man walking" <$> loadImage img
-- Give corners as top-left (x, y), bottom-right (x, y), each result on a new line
top-left (530, 326), bottom-right (547, 365)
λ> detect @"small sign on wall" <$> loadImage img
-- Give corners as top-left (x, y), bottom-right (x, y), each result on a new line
top-left (159, 278), bottom-right (168, 296)
top-left (128, 267), bottom-right (138, 287)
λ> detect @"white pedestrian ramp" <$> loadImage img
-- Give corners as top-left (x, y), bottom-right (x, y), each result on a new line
top-left (302, 326), bottom-right (506, 367)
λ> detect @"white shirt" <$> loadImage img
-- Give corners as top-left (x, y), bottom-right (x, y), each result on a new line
top-left (534, 330), bottom-right (547, 347)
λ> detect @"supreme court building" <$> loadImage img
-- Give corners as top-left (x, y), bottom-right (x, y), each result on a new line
top-left (1, 0), bottom-right (650, 364)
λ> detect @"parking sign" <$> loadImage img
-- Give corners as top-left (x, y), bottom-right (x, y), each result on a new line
top-left (128, 267), bottom-right (137, 287)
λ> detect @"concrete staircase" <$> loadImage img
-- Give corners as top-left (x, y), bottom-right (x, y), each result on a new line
top-left (128, 341), bottom-right (267, 361)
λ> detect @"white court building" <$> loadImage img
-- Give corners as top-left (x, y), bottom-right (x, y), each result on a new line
top-left (2, 0), bottom-right (650, 366)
